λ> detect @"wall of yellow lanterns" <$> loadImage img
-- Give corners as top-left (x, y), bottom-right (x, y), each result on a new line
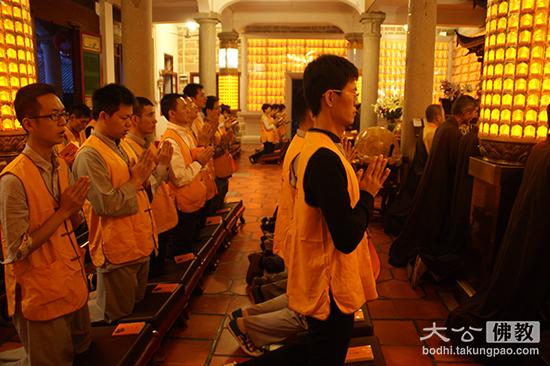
top-left (452, 45), bottom-right (482, 91)
top-left (479, 0), bottom-right (550, 141)
top-left (218, 73), bottom-right (240, 110)
top-left (247, 38), bottom-right (347, 112)
top-left (1, 0), bottom-right (36, 131)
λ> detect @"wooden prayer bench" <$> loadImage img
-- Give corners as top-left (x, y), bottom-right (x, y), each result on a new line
top-left (74, 323), bottom-right (158, 366)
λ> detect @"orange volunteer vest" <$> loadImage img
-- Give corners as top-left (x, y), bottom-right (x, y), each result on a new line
top-left (191, 118), bottom-right (217, 200)
top-left (272, 132), bottom-right (306, 260)
top-left (286, 131), bottom-right (378, 321)
top-left (81, 136), bottom-right (156, 267)
top-left (161, 128), bottom-right (207, 213)
top-left (260, 114), bottom-right (278, 144)
top-left (0, 155), bottom-right (88, 321)
top-left (124, 137), bottom-right (178, 234)
top-left (213, 127), bottom-right (235, 179)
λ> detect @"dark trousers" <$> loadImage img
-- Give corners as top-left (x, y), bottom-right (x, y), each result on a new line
top-left (249, 142), bottom-right (275, 162)
top-left (149, 230), bottom-right (173, 276)
top-left (199, 198), bottom-right (216, 228)
top-left (211, 177), bottom-right (229, 212)
top-left (239, 297), bottom-right (354, 366)
top-left (172, 209), bottom-right (201, 254)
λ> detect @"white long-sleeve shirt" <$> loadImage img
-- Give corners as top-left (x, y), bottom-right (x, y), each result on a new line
top-left (262, 114), bottom-right (277, 131)
top-left (164, 121), bottom-right (203, 187)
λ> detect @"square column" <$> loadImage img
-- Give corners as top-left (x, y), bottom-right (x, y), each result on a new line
top-left (360, 12), bottom-right (386, 129)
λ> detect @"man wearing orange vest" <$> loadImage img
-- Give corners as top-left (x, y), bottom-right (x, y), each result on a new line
top-left (272, 91), bottom-right (313, 261)
top-left (67, 103), bottom-right (92, 145)
top-left (0, 83), bottom-right (91, 365)
top-left (244, 55), bottom-right (391, 366)
top-left (73, 84), bottom-right (157, 322)
top-left (56, 103), bottom-right (92, 166)
top-left (249, 104), bottom-right (278, 164)
top-left (159, 93), bottom-right (214, 253)
top-left (184, 83), bottom-right (218, 219)
top-left (124, 96), bottom-right (177, 276)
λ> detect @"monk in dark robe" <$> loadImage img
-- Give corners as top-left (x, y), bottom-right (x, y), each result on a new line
top-left (384, 104), bottom-right (445, 235)
top-left (446, 136), bottom-right (550, 365)
top-left (419, 122), bottom-right (480, 277)
top-left (389, 95), bottom-right (479, 268)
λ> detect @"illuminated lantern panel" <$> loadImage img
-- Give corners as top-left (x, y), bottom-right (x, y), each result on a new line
top-left (247, 39), bottom-right (347, 112)
top-left (451, 45), bottom-right (482, 97)
top-left (246, 29), bottom-right (453, 111)
top-left (1, 0), bottom-right (36, 131)
top-left (479, 0), bottom-right (550, 141)
top-left (218, 74), bottom-right (239, 110)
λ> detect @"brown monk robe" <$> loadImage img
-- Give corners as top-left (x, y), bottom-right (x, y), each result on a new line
top-left (389, 95), bottom-right (478, 268)
top-left (447, 137), bottom-right (550, 365)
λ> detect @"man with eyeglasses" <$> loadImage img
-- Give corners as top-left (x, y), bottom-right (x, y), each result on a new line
top-left (0, 83), bottom-right (91, 365)
top-left (73, 84), bottom-right (157, 322)
top-left (238, 55), bottom-right (389, 366)
top-left (159, 93), bottom-right (214, 254)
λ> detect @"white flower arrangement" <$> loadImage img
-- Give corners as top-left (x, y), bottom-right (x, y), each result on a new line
top-left (373, 93), bottom-right (404, 120)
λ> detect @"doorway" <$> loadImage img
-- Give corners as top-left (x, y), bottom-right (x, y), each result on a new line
top-left (35, 19), bottom-right (82, 107)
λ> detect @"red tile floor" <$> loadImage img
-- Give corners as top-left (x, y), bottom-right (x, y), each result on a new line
top-left (156, 144), bottom-right (485, 366)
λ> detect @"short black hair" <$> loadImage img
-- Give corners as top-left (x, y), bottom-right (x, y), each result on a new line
top-left (92, 83), bottom-right (136, 120)
top-left (425, 104), bottom-right (443, 122)
top-left (261, 103), bottom-right (271, 112)
top-left (303, 54), bottom-right (358, 116)
top-left (134, 96), bottom-right (154, 117)
top-left (160, 93), bottom-right (182, 120)
top-left (14, 83), bottom-right (56, 125)
top-left (220, 104), bottom-right (231, 114)
top-left (183, 83), bottom-right (204, 98)
top-left (451, 95), bottom-right (478, 116)
top-left (69, 103), bottom-right (91, 119)
top-left (203, 95), bottom-right (219, 114)
top-left (293, 89), bottom-right (308, 126)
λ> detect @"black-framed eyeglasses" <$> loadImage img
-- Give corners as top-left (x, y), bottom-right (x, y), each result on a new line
top-left (324, 89), bottom-right (359, 102)
top-left (28, 111), bottom-right (70, 121)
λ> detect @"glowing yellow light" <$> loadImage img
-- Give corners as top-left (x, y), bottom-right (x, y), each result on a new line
top-left (512, 109), bottom-right (525, 123)
top-left (515, 78), bottom-right (528, 91)
top-left (503, 94), bottom-right (513, 106)
top-left (528, 79), bottom-right (541, 92)
top-left (522, 0), bottom-right (536, 11)
top-left (0, 0), bottom-right (36, 131)
top-left (484, 108), bottom-right (491, 120)
top-left (500, 124), bottom-right (511, 136)
top-left (494, 78), bottom-right (503, 91)
top-left (514, 94), bottom-right (526, 107)
top-left (520, 13), bottom-right (534, 28)
top-left (506, 47), bottom-right (517, 60)
top-left (491, 109), bottom-right (501, 122)
top-left (536, 125), bottom-right (548, 138)
top-left (526, 110), bottom-right (538, 122)
top-left (524, 125), bottom-right (536, 137)
top-left (501, 109), bottom-right (512, 122)
top-left (510, 0), bottom-right (522, 11)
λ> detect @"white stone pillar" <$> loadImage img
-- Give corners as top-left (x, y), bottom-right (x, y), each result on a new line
top-left (345, 33), bottom-right (363, 69)
top-left (240, 34), bottom-right (248, 112)
top-left (121, 0), bottom-right (154, 100)
top-left (98, 0), bottom-right (115, 84)
top-left (195, 13), bottom-right (220, 96)
top-left (360, 12), bottom-right (385, 129)
top-left (401, 0), bottom-right (437, 160)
